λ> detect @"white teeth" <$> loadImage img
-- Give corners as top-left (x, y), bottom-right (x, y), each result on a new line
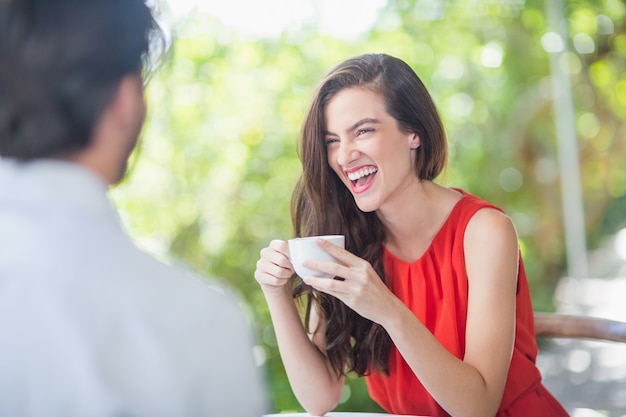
top-left (347, 167), bottom-right (378, 181)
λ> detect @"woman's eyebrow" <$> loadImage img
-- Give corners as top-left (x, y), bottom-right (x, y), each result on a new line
top-left (324, 118), bottom-right (381, 137)
top-left (349, 118), bottom-right (380, 132)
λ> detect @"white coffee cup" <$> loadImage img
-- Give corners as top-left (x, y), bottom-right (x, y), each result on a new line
top-left (288, 235), bottom-right (345, 279)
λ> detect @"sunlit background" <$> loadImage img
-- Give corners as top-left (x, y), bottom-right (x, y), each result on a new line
top-left (165, 0), bottom-right (386, 39)
top-left (110, 0), bottom-right (626, 414)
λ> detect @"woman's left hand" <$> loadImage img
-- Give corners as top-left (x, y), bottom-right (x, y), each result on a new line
top-left (301, 238), bottom-right (399, 324)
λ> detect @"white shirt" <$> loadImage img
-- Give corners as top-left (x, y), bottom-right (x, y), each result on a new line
top-left (0, 159), bottom-right (269, 417)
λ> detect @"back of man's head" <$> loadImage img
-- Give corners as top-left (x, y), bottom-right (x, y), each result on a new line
top-left (0, 0), bottom-right (164, 161)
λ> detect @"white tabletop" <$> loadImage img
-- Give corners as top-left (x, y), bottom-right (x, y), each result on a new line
top-left (263, 413), bottom-right (428, 417)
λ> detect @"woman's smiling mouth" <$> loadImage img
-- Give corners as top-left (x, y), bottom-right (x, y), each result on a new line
top-left (346, 166), bottom-right (378, 193)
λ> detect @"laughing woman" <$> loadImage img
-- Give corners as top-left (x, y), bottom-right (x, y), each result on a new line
top-left (254, 53), bottom-right (568, 417)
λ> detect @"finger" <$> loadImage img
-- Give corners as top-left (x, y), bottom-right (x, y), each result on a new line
top-left (269, 239), bottom-right (287, 250)
top-left (315, 238), bottom-right (361, 265)
top-left (260, 246), bottom-right (293, 271)
top-left (255, 260), bottom-right (293, 286)
top-left (269, 239), bottom-right (292, 258)
top-left (302, 275), bottom-right (350, 296)
top-left (254, 268), bottom-right (289, 287)
top-left (303, 258), bottom-right (349, 280)
top-left (258, 253), bottom-right (293, 276)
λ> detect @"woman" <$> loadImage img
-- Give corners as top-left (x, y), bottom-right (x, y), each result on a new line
top-left (254, 53), bottom-right (568, 417)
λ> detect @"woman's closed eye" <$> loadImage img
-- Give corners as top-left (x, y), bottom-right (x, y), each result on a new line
top-left (356, 128), bottom-right (374, 136)
top-left (325, 137), bottom-right (339, 146)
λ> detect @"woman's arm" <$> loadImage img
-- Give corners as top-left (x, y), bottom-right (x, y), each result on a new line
top-left (255, 240), bottom-right (345, 415)
top-left (303, 208), bottom-right (518, 417)
top-left (384, 210), bottom-right (516, 417)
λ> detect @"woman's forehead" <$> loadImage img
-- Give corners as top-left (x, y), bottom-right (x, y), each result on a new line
top-left (324, 88), bottom-right (388, 128)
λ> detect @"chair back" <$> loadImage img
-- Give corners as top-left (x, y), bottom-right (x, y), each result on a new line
top-left (534, 312), bottom-right (626, 416)
top-left (534, 312), bottom-right (626, 343)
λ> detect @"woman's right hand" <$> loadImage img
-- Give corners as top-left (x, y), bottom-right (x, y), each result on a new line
top-left (254, 239), bottom-right (343, 416)
top-left (254, 239), bottom-right (294, 294)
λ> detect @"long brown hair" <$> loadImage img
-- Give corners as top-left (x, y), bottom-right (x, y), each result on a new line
top-left (291, 53), bottom-right (447, 377)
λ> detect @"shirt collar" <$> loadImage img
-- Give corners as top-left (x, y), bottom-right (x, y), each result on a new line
top-left (0, 158), bottom-right (114, 218)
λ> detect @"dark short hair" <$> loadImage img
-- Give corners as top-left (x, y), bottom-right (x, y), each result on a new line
top-left (0, 0), bottom-right (166, 160)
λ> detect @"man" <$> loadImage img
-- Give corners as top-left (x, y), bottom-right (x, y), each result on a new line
top-left (0, 1), bottom-right (269, 416)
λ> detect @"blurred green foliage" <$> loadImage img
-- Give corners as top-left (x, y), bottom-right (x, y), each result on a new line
top-left (110, 0), bottom-right (626, 412)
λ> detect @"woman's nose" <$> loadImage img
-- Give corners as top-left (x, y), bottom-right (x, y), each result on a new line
top-left (336, 142), bottom-right (359, 166)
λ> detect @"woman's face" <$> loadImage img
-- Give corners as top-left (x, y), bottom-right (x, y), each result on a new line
top-left (324, 87), bottom-right (420, 213)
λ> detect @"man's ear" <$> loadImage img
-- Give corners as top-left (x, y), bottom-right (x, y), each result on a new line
top-left (81, 73), bottom-right (145, 184)
top-left (109, 74), bottom-right (145, 128)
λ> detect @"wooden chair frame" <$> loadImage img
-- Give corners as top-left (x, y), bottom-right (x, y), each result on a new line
top-left (534, 312), bottom-right (626, 343)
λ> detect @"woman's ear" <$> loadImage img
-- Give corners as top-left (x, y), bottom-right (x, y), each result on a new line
top-left (409, 134), bottom-right (421, 149)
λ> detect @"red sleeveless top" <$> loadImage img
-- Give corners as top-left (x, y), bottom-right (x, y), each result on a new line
top-left (364, 191), bottom-right (567, 416)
